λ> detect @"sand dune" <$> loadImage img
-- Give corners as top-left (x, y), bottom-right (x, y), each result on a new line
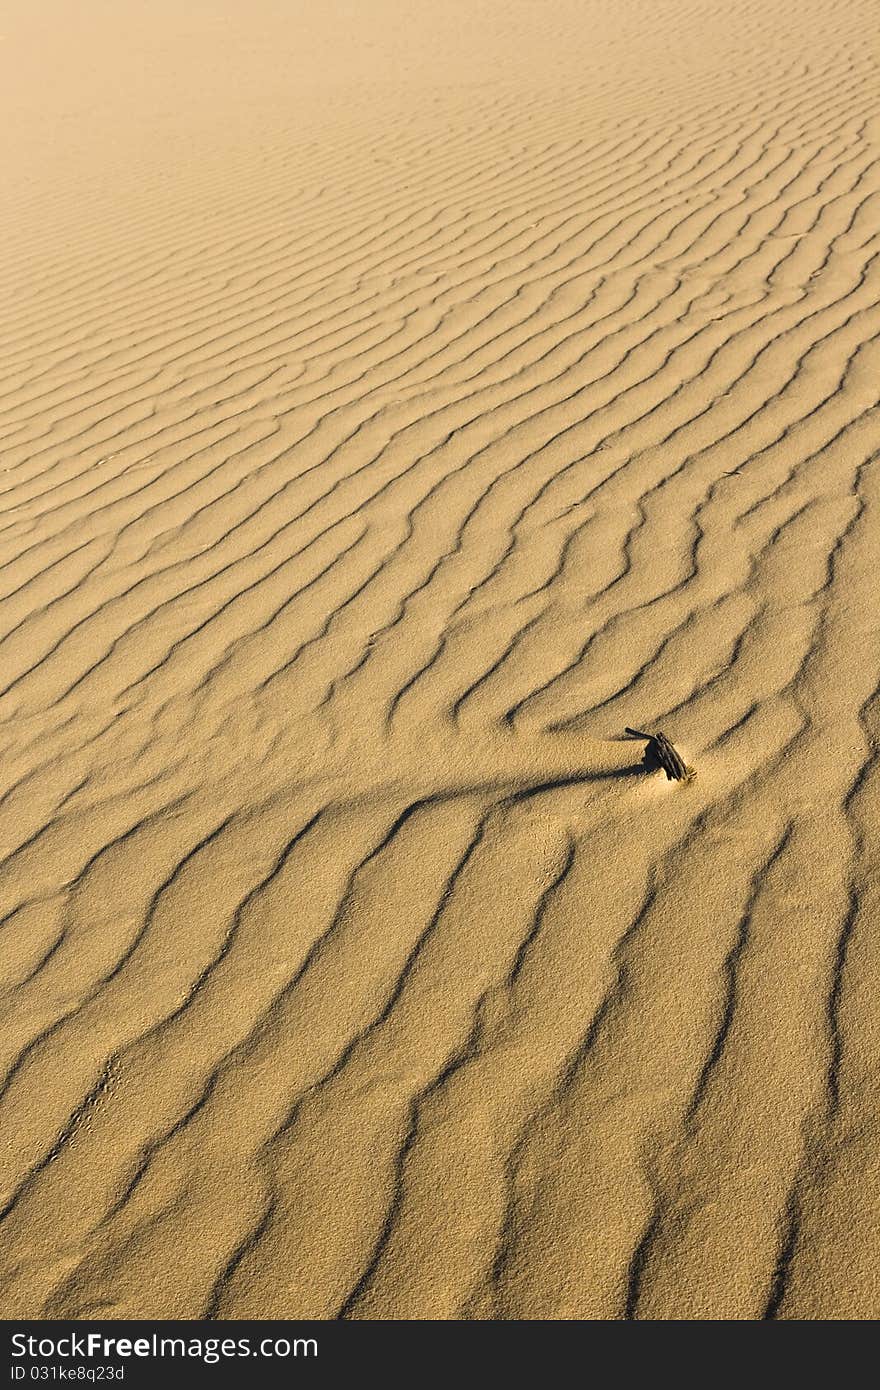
top-left (1, 0), bottom-right (879, 1320)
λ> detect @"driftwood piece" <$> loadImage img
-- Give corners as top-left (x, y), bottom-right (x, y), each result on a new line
top-left (625, 727), bottom-right (695, 782)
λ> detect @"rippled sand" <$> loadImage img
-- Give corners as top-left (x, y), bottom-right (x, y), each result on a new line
top-left (1, 0), bottom-right (879, 1319)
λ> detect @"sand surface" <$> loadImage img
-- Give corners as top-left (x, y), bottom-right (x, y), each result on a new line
top-left (1, 0), bottom-right (880, 1320)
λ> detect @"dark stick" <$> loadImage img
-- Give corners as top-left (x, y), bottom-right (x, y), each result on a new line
top-left (625, 727), bottom-right (695, 782)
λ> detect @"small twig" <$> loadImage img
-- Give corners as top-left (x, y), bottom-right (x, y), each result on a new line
top-left (625, 727), bottom-right (696, 783)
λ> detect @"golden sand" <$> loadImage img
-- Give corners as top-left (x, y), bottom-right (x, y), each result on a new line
top-left (1, 0), bottom-right (879, 1319)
